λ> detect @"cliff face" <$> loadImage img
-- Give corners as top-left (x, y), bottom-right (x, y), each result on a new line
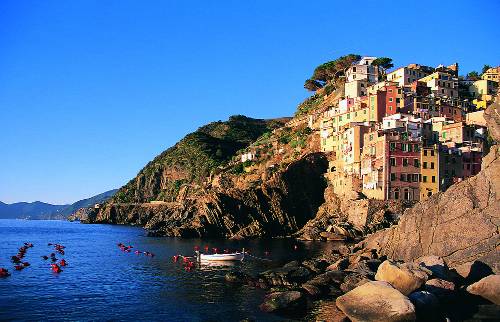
top-left (89, 153), bottom-right (328, 238)
top-left (362, 97), bottom-right (500, 273)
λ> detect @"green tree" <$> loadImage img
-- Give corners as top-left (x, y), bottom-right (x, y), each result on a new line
top-left (372, 57), bottom-right (394, 80)
top-left (467, 71), bottom-right (480, 80)
top-left (304, 54), bottom-right (361, 91)
top-left (482, 65), bottom-right (492, 75)
top-left (304, 78), bottom-right (323, 91)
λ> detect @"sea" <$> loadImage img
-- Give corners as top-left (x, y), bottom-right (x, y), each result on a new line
top-left (0, 219), bottom-right (337, 321)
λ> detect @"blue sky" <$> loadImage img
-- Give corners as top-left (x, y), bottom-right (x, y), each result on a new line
top-left (1, 0), bottom-right (499, 204)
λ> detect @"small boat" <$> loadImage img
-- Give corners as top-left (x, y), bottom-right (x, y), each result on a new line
top-left (196, 250), bottom-right (245, 262)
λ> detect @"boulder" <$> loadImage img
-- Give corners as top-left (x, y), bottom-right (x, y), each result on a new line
top-left (454, 260), bottom-right (495, 283)
top-left (424, 278), bottom-right (456, 299)
top-left (336, 281), bottom-right (416, 322)
top-left (375, 260), bottom-right (430, 295)
top-left (415, 255), bottom-right (450, 280)
top-left (225, 271), bottom-right (251, 284)
top-left (259, 291), bottom-right (307, 315)
top-left (327, 258), bottom-right (349, 271)
top-left (340, 272), bottom-right (371, 293)
top-left (466, 274), bottom-right (500, 305)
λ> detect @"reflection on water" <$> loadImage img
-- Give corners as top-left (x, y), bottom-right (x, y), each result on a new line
top-left (0, 219), bottom-right (339, 321)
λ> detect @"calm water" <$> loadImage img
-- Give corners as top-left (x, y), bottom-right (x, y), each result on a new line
top-left (0, 220), bottom-right (336, 321)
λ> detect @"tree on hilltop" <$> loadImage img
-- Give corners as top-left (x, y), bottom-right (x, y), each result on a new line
top-left (372, 57), bottom-right (394, 80)
top-left (467, 71), bottom-right (480, 80)
top-left (304, 54), bottom-right (361, 91)
top-left (482, 64), bottom-right (492, 75)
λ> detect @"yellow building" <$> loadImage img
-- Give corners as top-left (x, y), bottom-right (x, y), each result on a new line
top-left (482, 67), bottom-right (500, 83)
top-left (420, 145), bottom-right (439, 200)
top-left (419, 71), bottom-right (458, 98)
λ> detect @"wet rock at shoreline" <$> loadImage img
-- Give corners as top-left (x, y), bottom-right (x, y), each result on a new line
top-left (259, 291), bottom-right (307, 315)
top-left (336, 281), bottom-right (416, 322)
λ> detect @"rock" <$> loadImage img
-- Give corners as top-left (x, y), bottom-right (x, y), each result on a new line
top-left (415, 255), bottom-right (450, 280)
top-left (302, 270), bottom-right (347, 297)
top-left (259, 291), bottom-right (307, 315)
top-left (302, 259), bottom-right (329, 274)
top-left (306, 300), bottom-right (349, 322)
top-left (375, 260), bottom-right (430, 295)
top-left (466, 274), bottom-right (500, 305)
top-left (349, 259), bottom-right (382, 273)
top-left (340, 272), bottom-right (371, 293)
top-left (259, 262), bottom-right (312, 288)
top-left (320, 231), bottom-right (347, 241)
top-left (408, 291), bottom-right (441, 321)
top-left (225, 271), bottom-right (251, 284)
top-left (455, 260), bottom-right (495, 283)
top-left (327, 258), bottom-right (349, 271)
top-left (424, 278), bottom-right (456, 299)
top-left (336, 281), bottom-right (416, 322)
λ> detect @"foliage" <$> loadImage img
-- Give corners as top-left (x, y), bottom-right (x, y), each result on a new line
top-left (304, 54), bottom-right (361, 90)
top-left (295, 94), bottom-right (324, 116)
top-left (482, 64), bottom-right (492, 75)
top-left (324, 83), bottom-right (336, 96)
top-left (467, 71), bottom-right (480, 80)
top-left (304, 79), bottom-right (323, 91)
top-left (110, 115), bottom-right (284, 203)
top-left (372, 57), bottom-right (394, 70)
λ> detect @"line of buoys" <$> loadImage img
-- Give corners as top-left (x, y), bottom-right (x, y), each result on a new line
top-left (8, 242), bottom-right (35, 274)
top-left (45, 243), bottom-right (67, 273)
top-left (117, 242), bottom-right (155, 258)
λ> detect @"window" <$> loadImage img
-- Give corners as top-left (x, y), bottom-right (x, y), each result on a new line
top-left (390, 158), bottom-right (396, 166)
top-left (428, 191), bottom-right (432, 197)
top-left (424, 150), bottom-right (428, 156)
top-left (394, 190), bottom-right (399, 200)
top-left (390, 143), bottom-right (396, 151)
top-left (414, 159), bottom-right (419, 167)
top-left (353, 67), bottom-right (356, 72)
top-left (430, 150), bottom-right (435, 156)
top-left (403, 158), bottom-right (409, 167)
top-left (423, 176), bottom-right (427, 182)
top-left (390, 173), bottom-right (396, 181)
top-left (413, 174), bottom-right (419, 182)
top-left (404, 189), bottom-right (410, 200)
top-left (430, 162), bottom-right (435, 169)
top-left (423, 162), bottom-right (428, 169)
top-left (402, 143), bottom-right (407, 151)
top-left (389, 97), bottom-right (393, 102)
top-left (400, 174), bottom-right (406, 182)
top-left (432, 176), bottom-right (436, 183)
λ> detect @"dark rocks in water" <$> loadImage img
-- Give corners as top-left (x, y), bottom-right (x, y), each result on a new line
top-left (259, 291), bottom-right (308, 316)
top-left (225, 271), bottom-right (252, 284)
top-left (258, 261), bottom-right (312, 288)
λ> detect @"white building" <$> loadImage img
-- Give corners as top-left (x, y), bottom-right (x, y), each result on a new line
top-left (345, 56), bottom-right (380, 83)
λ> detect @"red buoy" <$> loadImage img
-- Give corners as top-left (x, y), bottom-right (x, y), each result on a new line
top-left (59, 259), bottom-right (67, 266)
top-left (14, 265), bottom-right (24, 271)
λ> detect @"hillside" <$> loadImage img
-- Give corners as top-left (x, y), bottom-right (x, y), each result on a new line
top-left (110, 115), bottom-right (289, 204)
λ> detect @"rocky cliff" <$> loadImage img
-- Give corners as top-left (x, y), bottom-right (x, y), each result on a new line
top-left (361, 97), bottom-right (500, 273)
top-left (88, 153), bottom-right (328, 238)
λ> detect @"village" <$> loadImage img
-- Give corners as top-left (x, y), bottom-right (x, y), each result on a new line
top-left (300, 58), bottom-right (500, 202)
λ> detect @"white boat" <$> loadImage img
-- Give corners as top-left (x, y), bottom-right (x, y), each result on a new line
top-left (196, 251), bottom-right (245, 262)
